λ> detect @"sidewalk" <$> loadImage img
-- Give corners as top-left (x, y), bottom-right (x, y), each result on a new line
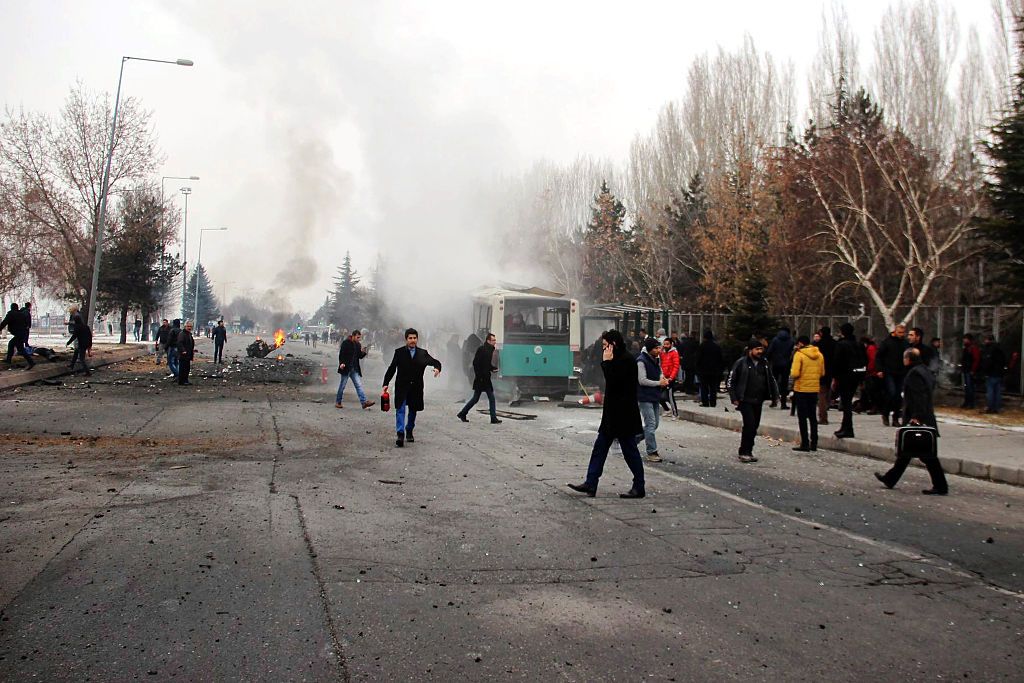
top-left (0, 342), bottom-right (149, 392)
top-left (675, 396), bottom-right (1024, 487)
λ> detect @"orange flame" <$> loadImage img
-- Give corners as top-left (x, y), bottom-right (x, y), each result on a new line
top-left (273, 329), bottom-right (286, 349)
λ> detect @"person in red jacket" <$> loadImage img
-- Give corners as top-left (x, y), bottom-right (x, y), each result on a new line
top-left (659, 336), bottom-right (680, 418)
top-left (861, 336), bottom-right (878, 414)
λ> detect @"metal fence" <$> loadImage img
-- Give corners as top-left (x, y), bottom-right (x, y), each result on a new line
top-left (668, 305), bottom-right (1023, 395)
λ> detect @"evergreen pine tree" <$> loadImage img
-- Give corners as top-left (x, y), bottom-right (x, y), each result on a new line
top-left (331, 251), bottom-right (362, 329)
top-left (581, 180), bottom-right (630, 303)
top-left (979, 19), bottom-right (1024, 299)
top-left (725, 267), bottom-right (779, 353)
top-left (182, 264), bottom-right (220, 326)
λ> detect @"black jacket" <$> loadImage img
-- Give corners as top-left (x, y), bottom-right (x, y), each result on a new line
top-left (765, 330), bottom-right (794, 372)
top-left (980, 343), bottom-right (1007, 378)
top-left (876, 334), bottom-right (909, 376)
top-left (0, 308), bottom-right (28, 339)
top-left (902, 364), bottom-right (937, 433)
top-left (383, 346), bottom-right (442, 412)
top-left (67, 313), bottom-right (92, 350)
top-left (598, 353), bottom-right (643, 440)
top-left (178, 329), bottom-right (195, 360)
top-left (213, 326), bottom-right (228, 344)
top-left (695, 339), bottom-right (724, 377)
top-left (157, 324), bottom-right (171, 346)
top-left (815, 334), bottom-right (837, 381)
top-left (728, 355), bottom-right (779, 404)
top-left (833, 335), bottom-right (867, 381)
top-left (471, 342), bottom-right (497, 392)
top-left (678, 337), bottom-right (699, 371)
top-left (339, 337), bottom-right (367, 375)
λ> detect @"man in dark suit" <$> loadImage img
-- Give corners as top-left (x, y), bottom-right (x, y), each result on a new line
top-left (875, 347), bottom-right (948, 495)
top-left (178, 321), bottom-right (196, 386)
top-left (383, 328), bottom-right (442, 447)
top-left (457, 332), bottom-right (501, 424)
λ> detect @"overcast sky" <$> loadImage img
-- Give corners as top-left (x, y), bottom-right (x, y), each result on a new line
top-left (1, 1), bottom-right (994, 317)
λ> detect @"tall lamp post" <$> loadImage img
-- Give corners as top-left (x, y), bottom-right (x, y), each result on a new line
top-left (159, 175), bottom-right (198, 321)
top-left (85, 55), bottom-right (194, 326)
top-left (179, 186), bottom-right (192, 318)
top-left (193, 227), bottom-right (228, 325)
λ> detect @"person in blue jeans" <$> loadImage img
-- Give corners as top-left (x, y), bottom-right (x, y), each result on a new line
top-left (336, 329), bottom-right (374, 409)
top-left (980, 334), bottom-right (1007, 414)
top-left (636, 338), bottom-right (669, 462)
top-left (457, 333), bottom-right (502, 424)
top-left (382, 328), bottom-right (442, 447)
top-left (166, 319), bottom-right (181, 379)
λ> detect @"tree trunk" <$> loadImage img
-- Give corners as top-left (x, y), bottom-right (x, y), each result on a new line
top-left (119, 306), bottom-right (129, 344)
top-left (141, 307), bottom-right (151, 342)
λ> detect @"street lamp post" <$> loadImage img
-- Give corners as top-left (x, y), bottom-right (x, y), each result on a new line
top-left (179, 186), bottom-right (192, 318)
top-left (159, 175), bottom-right (198, 321)
top-left (193, 227), bottom-right (228, 325)
top-left (85, 55), bottom-right (194, 326)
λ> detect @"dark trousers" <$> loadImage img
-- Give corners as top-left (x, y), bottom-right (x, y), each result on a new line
top-left (659, 380), bottom-right (679, 417)
top-left (772, 367), bottom-right (789, 406)
top-left (459, 389), bottom-right (496, 420)
top-left (738, 401), bottom-right (764, 455)
top-left (881, 451), bottom-right (948, 493)
top-left (70, 345), bottom-right (90, 372)
top-left (698, 374), bottom-right (718, 406)
top-left (962, 372), bottom-right (976, 407)
top-left (837, 378), bottom-right (858, 434)
top-left (584, 431), bottom-right (645, 491)
top-left (884, 374), bottom-right (906, 422)
top-left (793, 392), bottom-right (818, 447)
top-left (6, 336), bottom-right (33, 365)
top-left (214, 341), bottom-right (224, 363)
top-left (817, 378), bottom-right (832, 422)
top-left (178, 356), bottom-right (191, 384)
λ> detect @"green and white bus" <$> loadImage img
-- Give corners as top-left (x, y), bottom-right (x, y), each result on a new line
top-left (466, 287), bottom-right (581, 401)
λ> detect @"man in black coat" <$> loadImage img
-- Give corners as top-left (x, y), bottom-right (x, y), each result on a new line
top-left (457, 333), bottom-right (501, 424)
top-left (695, 330), bottom-right (724, 407)
top-left (212, 320), bottom-right (228, 364)
top-left (177, 321), bottom-right (196, 385)
top-left (874, 323), bottom-right (909, 426)
top-left (875, 348), bottom-right (948, 495)
top-left (22, 302), bottom-right (32, 345)
top-left (568, 329), bottom-right (646, 499)
top-left (815, 326), bottom-right (837, 424)
top-left (156, 319), bottom-right (171, 365)
top-left (382, 328), bottom-right (442, 447)
top-left (336, 329), bottom-right (374, 409)
top-left (765, 327), bottom-right (794, 409)
top-left (980, 334), bottom-right (1007, 414)
top-left (166, 320), bottom-right (182, 379)
top-left (66, 306), bottom-right (91, 375)
top-left (727, 340), bottom-right (780, 463)
top-left (833, 322), bottom-right (866, 438)
top-left (1, 303), bottom-right (35, 369)
top-left (677, 331), bottom-right (699, 394)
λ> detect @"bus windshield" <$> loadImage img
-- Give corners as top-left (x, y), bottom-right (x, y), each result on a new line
top-left (504, 298), bottom-right (570, 339)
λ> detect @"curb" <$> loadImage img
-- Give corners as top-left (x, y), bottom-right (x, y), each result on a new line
top-left (0, 346), bottom-right (147, 392)
top-left (676, 405), bottom-right (1022, 488)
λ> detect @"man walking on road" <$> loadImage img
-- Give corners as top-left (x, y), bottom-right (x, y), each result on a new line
top-left (789, 335), bottom-right (823, 452)
top-left (637, 338), bottom-right (669, 462)
top-left (212, 320), bottom-right (228, 364)
top-left (728, 340), bottom-right (779, 463)
top-left (336, 329), bottom-right (374, 409)
top-left (875, 323), bottom-right (909, 426)
top-left (875, 348), bottom-right (948, 495)
top-left (833, 323), bottom-right (866, 439)
top-left (383, 328), bottom-right (442, 448)
top-left (457, 332), bottom-right (501, 424)
top-left (1, 303), bottom-right (35, 369)
top-left (568, 329), bottom-right (646, 499)
top-left (766, 327), bottom-right (794, 410)
top-left (177, 321), bottom-right (195, 386)
top-left (66, 306), bottom-right (91, 376)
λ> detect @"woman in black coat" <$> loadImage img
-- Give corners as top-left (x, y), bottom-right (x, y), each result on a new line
top-left (568, 329), bottom-right (646, 499)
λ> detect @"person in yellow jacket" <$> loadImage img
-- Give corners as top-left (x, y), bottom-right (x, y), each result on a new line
top-left (790, 335), bottom-right (825, 451)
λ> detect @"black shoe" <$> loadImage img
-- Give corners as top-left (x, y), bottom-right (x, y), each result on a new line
top-left (792, 445), bottom-right (811, 452)
top-left (457, 413), bottom-right (468, 422)
top-left (490, 418), bottom-right (502, 424)
top-left (882, 415), bottom-right (890, 426)
top-left (619, 487), bottom-right (645, 499)
top-left (779, 403), bottom-right (788, 410)
top-left (834, 430), bottom-right (854, 438)
top-left (921, 488), bottom-right (948, 495)
top-left (810, 442), bottom-right (817, 451)
top-left (567, 482), bottom-right (596, 497)
top-left (396, 433), bottom-right (404, 447)
top-left (738, 454), bottom-right (757, 463)
top-left (405, 429), bottom-right (414, 443)
top-left (874, 472), bottom-right (894, 489)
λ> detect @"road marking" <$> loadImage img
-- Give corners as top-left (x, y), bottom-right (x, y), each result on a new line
top-left (648, 466), bottom-right (1024, 600)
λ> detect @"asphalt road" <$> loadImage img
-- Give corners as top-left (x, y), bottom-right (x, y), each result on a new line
top-left (0, 336), bottom-right (1021, 681)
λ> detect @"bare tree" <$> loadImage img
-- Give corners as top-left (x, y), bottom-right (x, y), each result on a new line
top-left (0, 82), bottom-right (162, 310)
top-left (808, 4), bottom-right (861, 127)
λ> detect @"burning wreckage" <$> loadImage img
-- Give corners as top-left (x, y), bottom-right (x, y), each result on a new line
top-left (246, 329), bottom-right (287, 358)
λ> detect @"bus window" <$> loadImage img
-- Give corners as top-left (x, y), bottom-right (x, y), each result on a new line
top-left (505, 299), bottom-right (570, 337)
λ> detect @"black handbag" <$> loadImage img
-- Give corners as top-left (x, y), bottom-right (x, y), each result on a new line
top-left (895, 425), bottom-right (938, 458)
